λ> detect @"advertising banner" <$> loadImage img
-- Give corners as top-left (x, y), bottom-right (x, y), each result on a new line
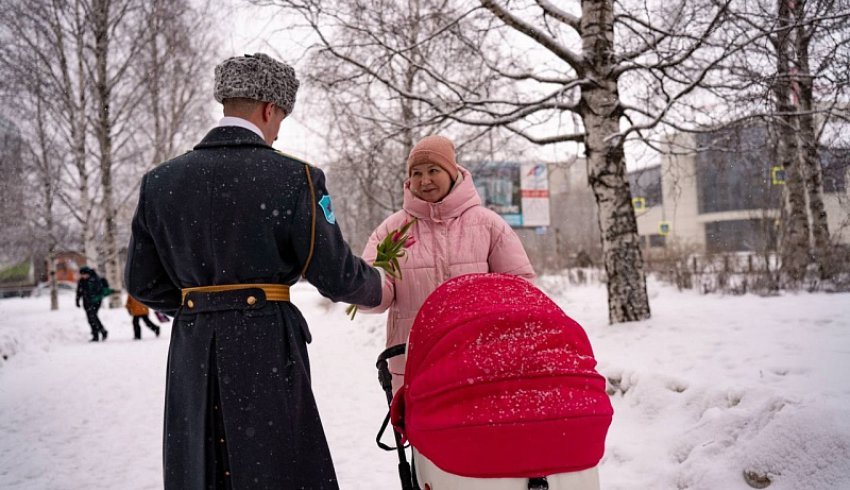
top-left (474, 164), bottom-right (522, 226)
top-left (520, 163), bottom-right (550, 227)
top-left (472, 162), bottom-right (550, 228)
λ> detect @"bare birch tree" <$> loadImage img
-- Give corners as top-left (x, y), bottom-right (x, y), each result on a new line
top-left (24, 90), bottom-right (67, 310)
top-left (697, 0), bottom-right (850, 283)
top-left (0, 63), bottom-right (74, 309)
top-left (774, 0), bottom-right (814, 282)
top-left (262, 0), bottom-right (737, 323)
top-left (1, 0), bottom-right (218, 310)
top-left (263, 0), bottom-right (510, 249)
top-left (89, 0), bottom-right (217, 307)
top-left (88, 0), bottom-right (149, 307)
top-left (0, 0), bottom-right (99, 267)
top-left (786, 0), bottom-right (850, 279)
top-left (137, 0), bottom-right (217, 168)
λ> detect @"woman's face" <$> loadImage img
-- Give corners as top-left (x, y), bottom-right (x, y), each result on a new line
top-left (409, 163), bottom-right (453, 203)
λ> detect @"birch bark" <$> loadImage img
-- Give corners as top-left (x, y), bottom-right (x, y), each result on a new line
top-left (580, 0), bottom-right (650, 322)
top-left (92, 0), bottom-right (122, 308)
top-left (774, 0), bottom-right (813, 284)
top-left (792, 0), bottom-right (832, 279)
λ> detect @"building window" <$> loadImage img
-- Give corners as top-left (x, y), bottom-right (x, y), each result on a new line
top-left (628, 166), bottom-right (662, 208)
top-left (821, 148), bottom-right (848, 193)
top-left (696, 126), bottom-right (782, 214)
top-left (704, 219), bottom-right (777, 253)
top-left (648, 234), bottom-right (667, 248)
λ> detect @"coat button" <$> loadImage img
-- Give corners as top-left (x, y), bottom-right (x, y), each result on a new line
top-left (246, 295), bottom-right (257, 305)
top-left (187, 299), bottom-right (194, 308)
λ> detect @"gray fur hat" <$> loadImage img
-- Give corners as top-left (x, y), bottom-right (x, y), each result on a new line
top-left (214, 53), bottom-right (300, 116)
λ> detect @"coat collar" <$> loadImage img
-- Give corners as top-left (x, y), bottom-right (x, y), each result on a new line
top-left (193, 126), bottom-right (272, 150)
top-left (403, 166), bottom-right (481, 222)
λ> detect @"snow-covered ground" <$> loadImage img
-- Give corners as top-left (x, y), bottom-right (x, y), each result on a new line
top-left (1, 277), bottom-right (848, 489)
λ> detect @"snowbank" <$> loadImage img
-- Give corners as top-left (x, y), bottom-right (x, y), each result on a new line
top-left (1, 277), bottom-right (848, 489)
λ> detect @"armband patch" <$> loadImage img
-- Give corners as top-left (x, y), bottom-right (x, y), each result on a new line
top-left (318, 194), bottom-right (336, 224)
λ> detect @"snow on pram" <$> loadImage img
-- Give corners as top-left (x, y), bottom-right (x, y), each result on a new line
top-left (375, 273), bottom-right (613, 490)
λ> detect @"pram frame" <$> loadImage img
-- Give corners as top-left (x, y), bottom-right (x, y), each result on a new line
top-left (375, 344), bottom-right (552, 490)
top-left (376, 344), bottom-right (419, 490)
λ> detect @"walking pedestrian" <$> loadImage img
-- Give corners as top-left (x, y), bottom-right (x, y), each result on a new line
top-left (125, 295), bottom-right (161, 339)
top-left (76, 266), bottom-right (109, 342)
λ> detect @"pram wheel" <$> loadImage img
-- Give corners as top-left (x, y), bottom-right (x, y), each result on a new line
top-left (529, 476), bottom-right (549, 489)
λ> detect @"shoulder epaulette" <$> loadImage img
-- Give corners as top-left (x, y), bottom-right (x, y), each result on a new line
top-left (277, 149), bottom-right (318, 278)
top-left (274, 150), bottom-right (313, 167)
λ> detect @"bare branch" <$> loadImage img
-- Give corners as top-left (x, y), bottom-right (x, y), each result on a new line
top-left (479, 0), bottom-right (584, 73)
top-left (534, 0), bottom-right (580, 30)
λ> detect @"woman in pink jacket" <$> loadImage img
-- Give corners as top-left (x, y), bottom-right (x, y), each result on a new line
top-left (361, 135), bottom-right (535, 392)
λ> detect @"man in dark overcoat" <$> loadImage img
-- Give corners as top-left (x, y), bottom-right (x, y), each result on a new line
top-left (124, 53), bottom-right (383, 489)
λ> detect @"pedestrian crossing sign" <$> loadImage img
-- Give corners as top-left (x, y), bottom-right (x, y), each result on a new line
top-left (771, 166), bottom-right (785, 185)
top-left (632, 197), bottom-right (646, 211)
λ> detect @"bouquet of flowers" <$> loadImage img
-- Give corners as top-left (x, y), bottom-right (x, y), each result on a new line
top-left (346, 218), bottom-right (417, 320)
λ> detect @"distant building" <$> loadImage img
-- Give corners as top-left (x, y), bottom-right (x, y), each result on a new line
top-left (0, 251), bottom-right (87, 298)
top-left (46, 251), bottom-right (87, 284)
top-left (463, 126), bottom-right (849, 271)
top-left (633, 127), bottom-right (849, 254)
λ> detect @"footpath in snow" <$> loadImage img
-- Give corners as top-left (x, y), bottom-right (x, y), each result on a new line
top-left (1, 278), bottom-right (848, 489)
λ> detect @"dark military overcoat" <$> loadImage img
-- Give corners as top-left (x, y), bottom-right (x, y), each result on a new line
top-left (124, 126), bottom-right (381, 489)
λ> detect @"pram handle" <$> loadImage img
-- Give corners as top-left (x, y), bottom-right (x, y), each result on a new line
top-left (377, 343), bottom-right (407, 363)
top-left (376, 344), bottom-right (406, 397)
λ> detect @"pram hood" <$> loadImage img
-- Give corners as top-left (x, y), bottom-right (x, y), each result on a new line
top-left (390, 273), bottom-right (613, 478)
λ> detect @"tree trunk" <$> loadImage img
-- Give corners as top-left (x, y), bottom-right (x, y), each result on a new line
top-left (775, 118), bottom-right (809, 284)
top-left (93, 0), bottom-right (122, 308)
top-left (147, 0), bottom-right (165, 166)
top-left (48, 252), bottom-right (59, 311)
top-left (71, 2), bottom-right (96, 270)
top-left (774, 0), bottom-right (810, 285)
top-left (581, 0), bottom-right (650, 323)
top-left (34, 91), bottom-right (60, 311)
top-left (46, 166), bottom-right (58, 311)
top-left (793, 5), bottom-right (831, 279)
top-left (72, 114), bottom-right (97, 268)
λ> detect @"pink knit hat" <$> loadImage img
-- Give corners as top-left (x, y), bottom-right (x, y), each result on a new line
top-left (407, 135), bottom-right (459, 180)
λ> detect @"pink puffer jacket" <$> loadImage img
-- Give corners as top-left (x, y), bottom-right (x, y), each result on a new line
top-left (361, 166), bottom-right (535, 390)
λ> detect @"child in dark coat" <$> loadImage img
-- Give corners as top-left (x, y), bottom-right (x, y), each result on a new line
top-left (75, 266), bottom-right (109, 342)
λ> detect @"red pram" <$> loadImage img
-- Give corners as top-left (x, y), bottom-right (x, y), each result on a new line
top-left (375, 273), bottom-right (613, 490)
